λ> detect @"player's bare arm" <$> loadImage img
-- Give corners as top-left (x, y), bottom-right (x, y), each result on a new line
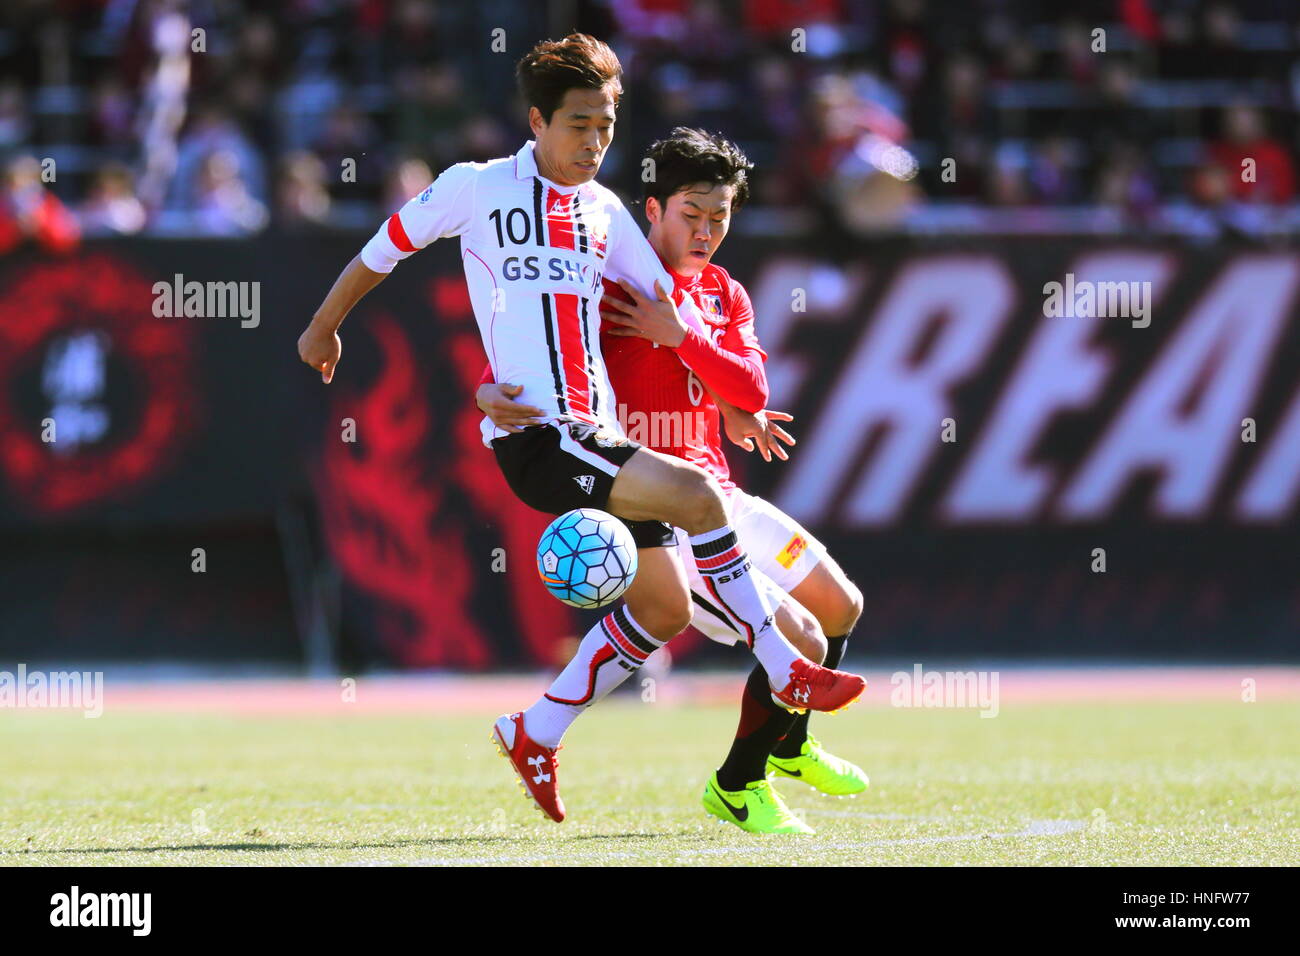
top-left (297, 254), bottom-right (387, 383)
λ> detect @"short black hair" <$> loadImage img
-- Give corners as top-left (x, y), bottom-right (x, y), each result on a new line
top-left (642, 128), bottom-right (753, 211)
top-left (515, 33), bottom-right (623, 124)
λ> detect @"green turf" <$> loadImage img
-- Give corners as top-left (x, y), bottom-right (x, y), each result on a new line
top-left (1, 695), bottom-right (1296, 865)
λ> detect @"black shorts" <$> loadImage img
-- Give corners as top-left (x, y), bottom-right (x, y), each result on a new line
top-left (491, 420), bottom-right (676, 549)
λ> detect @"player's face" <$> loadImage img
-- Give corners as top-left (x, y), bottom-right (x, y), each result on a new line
top-left (647, 184), bottom-right (734, 277)
top-left (530, 86), bottom-right (617, 186)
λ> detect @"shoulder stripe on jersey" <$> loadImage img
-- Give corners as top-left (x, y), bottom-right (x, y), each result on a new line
top-left (387, 213), bottom-right (416, 253)
top-left (540, 294), bottom-right (567, 415)
top-left (532, 179), bottom-right (545, 247)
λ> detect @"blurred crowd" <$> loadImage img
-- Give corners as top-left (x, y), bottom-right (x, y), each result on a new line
top-left (1, 0), bottom-right (1298, 249)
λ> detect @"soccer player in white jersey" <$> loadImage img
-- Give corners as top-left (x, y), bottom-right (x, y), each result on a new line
top-left (297, 34), bottom-right (865, 823)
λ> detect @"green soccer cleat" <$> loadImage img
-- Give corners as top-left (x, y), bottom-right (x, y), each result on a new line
top-left (767, 734), bottom-right (870, 796)
top-left (701, 772), bottom-right (815, 835)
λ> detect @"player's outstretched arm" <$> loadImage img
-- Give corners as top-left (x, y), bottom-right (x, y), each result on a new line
top-left (297, 254), bottom-right (387, 383)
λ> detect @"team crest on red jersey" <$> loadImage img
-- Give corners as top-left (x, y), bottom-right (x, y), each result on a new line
top-left (698, 293), bottom-right (727, 325)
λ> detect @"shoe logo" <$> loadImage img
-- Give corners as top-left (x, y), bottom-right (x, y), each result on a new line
top-left (573, 474), bottom-right (595, 494)
top-left (710, 783), bottom-right (748, 822)
top-left (527, 754), bottom-right (551, 784)
top-left (792, 686), bottom-right (810, 704)
top-left (774, 763), bottom-right (802, 776)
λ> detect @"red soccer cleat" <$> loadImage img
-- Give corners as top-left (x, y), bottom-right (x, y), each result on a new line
top-left (770, 658), bottom-right (866, 714)
top-left (491, 712), bottom-right (566, 822)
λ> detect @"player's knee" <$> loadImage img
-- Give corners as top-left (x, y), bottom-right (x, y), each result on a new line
top-left (665, 598), bottom-right (694, 640)
top-left (635, 593), bottom-right (692, 642)
top-left (817, 578), bottom-right (863, 637)
top-left (675, 470), bottom-right (725, 533)
top-left (833, 581), bottom-right (863, 636)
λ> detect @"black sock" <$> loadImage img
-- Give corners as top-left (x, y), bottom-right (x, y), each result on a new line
top-left (771, 633), bottom-right (849, 758)
top-left (716, 663), bottom-right (798, 791)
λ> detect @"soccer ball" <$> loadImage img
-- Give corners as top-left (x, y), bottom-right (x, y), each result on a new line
top-left (536, 508), bottom-right (638, 609)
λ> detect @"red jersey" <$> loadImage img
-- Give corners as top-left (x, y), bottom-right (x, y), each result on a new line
top-left (479, 259), bottom-right (768, 493)
top-left (599, 260), bottom-right (768, 494)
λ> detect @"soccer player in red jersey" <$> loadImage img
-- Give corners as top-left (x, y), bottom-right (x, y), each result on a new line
top-left (479, 129), bottom-right (868, 833)
top-left (298, 36), bottom-right (864, 824)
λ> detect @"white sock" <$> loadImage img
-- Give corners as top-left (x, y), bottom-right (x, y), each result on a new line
top-left (689, 525), bottom-right (804, 683)
top-left (523, 605), bottom-right (664, 749)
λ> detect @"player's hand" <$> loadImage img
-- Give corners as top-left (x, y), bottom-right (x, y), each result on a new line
top-left (721, 406), bottom-right (796, 462)
top-left (298, 319), bottom-right (342, 383)
top-left (477, 382), bottom-right (546, 433)
top-left (601, 279), bottom-right (687, 347)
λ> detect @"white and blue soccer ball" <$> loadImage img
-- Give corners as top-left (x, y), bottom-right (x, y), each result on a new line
top-left (536, 508), bottom-right (638, 609)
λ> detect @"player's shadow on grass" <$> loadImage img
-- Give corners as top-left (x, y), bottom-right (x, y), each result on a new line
top-left (9, 830), bottom-right (697, 856)
top-left (9, 838), bottom-right (508, 855)
top-left (567, 831), bottom-right (694, 842)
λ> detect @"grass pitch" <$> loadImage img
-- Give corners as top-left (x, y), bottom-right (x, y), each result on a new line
top-left (1, 687), bottom-right (1296, 866)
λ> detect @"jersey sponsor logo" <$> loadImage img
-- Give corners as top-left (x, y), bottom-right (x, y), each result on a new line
top-left (417, 183), bottom-right (435, 204)
top-left (574, 474), bottom-right (596, 494)
top-left (501, 255), bottom-right (603, 294)
top-left (776, 533), bottom-right (808, 570)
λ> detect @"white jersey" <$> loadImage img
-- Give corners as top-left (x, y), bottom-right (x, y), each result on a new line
top-left (360, 140), bottom-right (676, 446)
